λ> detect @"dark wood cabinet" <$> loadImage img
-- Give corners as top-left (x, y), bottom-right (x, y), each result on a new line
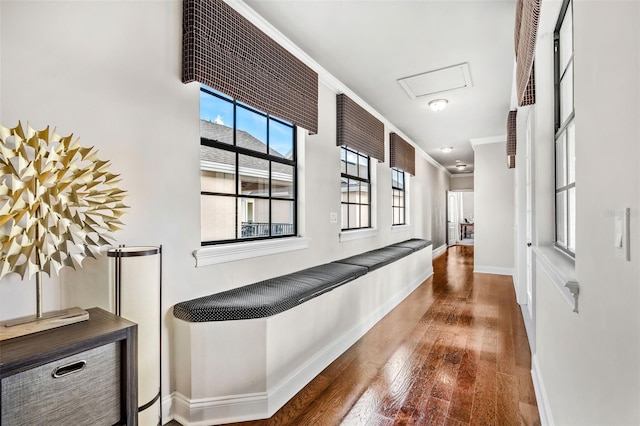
top-left (0, 307), bottom-right (137, 426)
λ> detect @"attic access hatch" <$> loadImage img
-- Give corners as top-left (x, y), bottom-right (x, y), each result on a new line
top-left (398, 62), bottom-right (473, 99)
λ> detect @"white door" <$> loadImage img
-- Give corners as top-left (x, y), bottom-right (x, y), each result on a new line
top-left (447, 191), bottom-right (458, 246)
top-left (524, 111), bottom-right (536, 350)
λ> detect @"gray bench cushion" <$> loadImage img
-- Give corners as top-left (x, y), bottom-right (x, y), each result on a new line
top-left (390, 238), bottom-right (432, 252)
top-left (333, 246), bottom-right (413, 272)
top-left (173, 239), bottom-right (431, 322)
top-left (173, 262), bottom-right (368, 322)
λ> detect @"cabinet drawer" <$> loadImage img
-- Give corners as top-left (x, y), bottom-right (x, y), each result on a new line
top-left (1, 342), bottom-right (121, 426)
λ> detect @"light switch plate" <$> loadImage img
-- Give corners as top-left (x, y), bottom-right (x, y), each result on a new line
top-left (329, 212), bottom-right (338, 223)
top-left (614, 208), bottom-right (630, 261)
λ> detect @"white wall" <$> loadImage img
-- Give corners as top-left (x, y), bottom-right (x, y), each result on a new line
top-left (0, 1), bottom-right (200, 416)
top-left (0, 0), bottom-right (449, 420)
top-left (523, 1), bottom-right (640, 424)
top-left (461, 192), bottom-right (474, 223)
top-left (473, 142), bottom-right (515, 274)
top-left (450, 174), bottom-right (474, 190)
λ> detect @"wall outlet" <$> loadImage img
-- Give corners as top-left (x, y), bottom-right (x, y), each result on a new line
top-left (329, 212), bottom-right (338, 223)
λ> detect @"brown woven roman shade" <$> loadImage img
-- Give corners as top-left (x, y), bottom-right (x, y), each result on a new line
top-left (336, 94), bottom-right (385, 162)
top-left (506, 110), bottom-right (517, 169)
top-left (514, 0), bottom-right (540, 106)
top-left (506, 110), bottom-right (517, 156)
top-left (183, 0), bottom-right (318, 134)
top-left (389, 133), bottom-right (415, 176)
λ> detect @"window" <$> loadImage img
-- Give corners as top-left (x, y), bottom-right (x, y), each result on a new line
top-left (554, 0), bottom-right (575, 256)
top-left (340, 146), bottom-right (371, 230)
top-left (200, 87), bottom-right (297, 245)
top-left (391, 168), bottom-right (405, 225)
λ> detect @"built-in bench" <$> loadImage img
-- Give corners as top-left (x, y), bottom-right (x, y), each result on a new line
top-left (172, 238), bottom-right (433, 425)
top-left (173, 239), bottom-right (430, 322)
top-left (173, 262), bottom-right (368, 322)
top-left (389, 238), bottom-right (432, 252)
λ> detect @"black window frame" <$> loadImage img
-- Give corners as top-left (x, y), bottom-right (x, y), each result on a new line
top-left (553, 0), bottom-right (575, 257)
top-left (340, 146), bottom-right (372, 231)
top-left (391, 167), bottom-right (406, 226)
top-left (200, 87), bottom-right (297, 245)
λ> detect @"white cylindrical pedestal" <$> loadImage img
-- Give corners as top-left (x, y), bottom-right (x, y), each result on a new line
top-left (108, 246), bottom-right (161, 426)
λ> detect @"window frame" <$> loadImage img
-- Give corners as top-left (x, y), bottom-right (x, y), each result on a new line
top-left (340, 145), bottom-right (372, 231)
top-left (391, 167), bottom-right (406, 226)
top-left (200, 87), bottom-right (298, 245)
top-left (553, 0), bottom-right (575, 257)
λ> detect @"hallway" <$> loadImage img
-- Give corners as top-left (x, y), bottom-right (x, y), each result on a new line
top-left (219, 246), bottom-right (541, 425)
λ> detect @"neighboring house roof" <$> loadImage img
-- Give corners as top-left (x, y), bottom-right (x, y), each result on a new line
top-left (200, 120), bottom-right (292, 176)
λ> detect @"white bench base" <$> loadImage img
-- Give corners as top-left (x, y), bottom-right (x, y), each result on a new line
top-left (172, 247), bottom-right (432, 425)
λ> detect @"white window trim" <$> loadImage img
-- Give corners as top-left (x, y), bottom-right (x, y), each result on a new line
top-left (532, 245), bottom-right (579, 313)
top-left (553, 0), bottom-right (575, 256)
top-left (194, 237), bottom-right (310, 267)
top-left (339, 228), bottom-right (378, 242)
top-left (340, 146), bottom-right (375, 232)
top-left (391, 224), bottom-right (411, 233)
top-left (391, 168), bottom-right (410, 227)
top-left (338, 150), bottom-right (377, 242)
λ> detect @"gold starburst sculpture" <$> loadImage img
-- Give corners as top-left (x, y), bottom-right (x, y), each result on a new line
top-left (0, 121), bottom-right (128, 281)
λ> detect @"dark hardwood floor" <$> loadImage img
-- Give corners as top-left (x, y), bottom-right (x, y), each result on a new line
top-left (167, 246), bottom-right (540, 426)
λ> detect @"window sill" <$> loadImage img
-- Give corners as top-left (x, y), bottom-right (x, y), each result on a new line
top-left (193, 237), bottom-right (311, 267)
top-left (339, 228), bottom-right (378, 242)
top-left (532, 245), bottom-right (579, 313)
top-left (391, 224), bottom-right (411, 233)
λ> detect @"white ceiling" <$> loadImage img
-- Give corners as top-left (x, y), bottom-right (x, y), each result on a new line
top-left (244, 0), bottom-right (517, 174)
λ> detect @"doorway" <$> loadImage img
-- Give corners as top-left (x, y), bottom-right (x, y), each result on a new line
top-left (447, 191), bottom-right (474, 246)
top-left (447, 191), bottom-right (457, 246)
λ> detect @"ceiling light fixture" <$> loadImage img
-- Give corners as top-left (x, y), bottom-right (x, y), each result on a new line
top-left (440, 146), bottom-right (453, 153)
top-left (456, 163), bottom-right (467, 170)
top-left (428, 99), bottom-right (448, 112)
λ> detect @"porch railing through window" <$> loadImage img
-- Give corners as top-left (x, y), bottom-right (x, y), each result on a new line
top-left (241, 222), bottom-right (294, 238)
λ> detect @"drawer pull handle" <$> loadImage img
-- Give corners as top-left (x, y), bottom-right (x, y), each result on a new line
top-left (52, 360), bottom-right (87, 378)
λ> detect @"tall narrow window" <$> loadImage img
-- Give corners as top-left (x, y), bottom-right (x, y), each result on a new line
top-left (340, 146), bottom-right (371, 230)
top-left (391, 168), bottom-right (405, 226)
top-left (554, 0), bottom-right (575, 255)
top-left (200, 86), bottom-right (297, 244)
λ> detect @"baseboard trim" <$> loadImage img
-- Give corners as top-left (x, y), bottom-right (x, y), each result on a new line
top-left (171, 266), bottom-right (435, 425)
top-left (512, 273), bottom-right (528, 305)
top-left (473, 265), bottom-right (514, 276)
top-left (433, 244), bottom-right (447, 258)
top-left (172, 391), bottom-right (268, 426)
top-left (519, 304), bottom-right (536, 354)
top-left (531, 354), bottom-right (554, 426)
top-left (162, 393), bottom-right (173, 424)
